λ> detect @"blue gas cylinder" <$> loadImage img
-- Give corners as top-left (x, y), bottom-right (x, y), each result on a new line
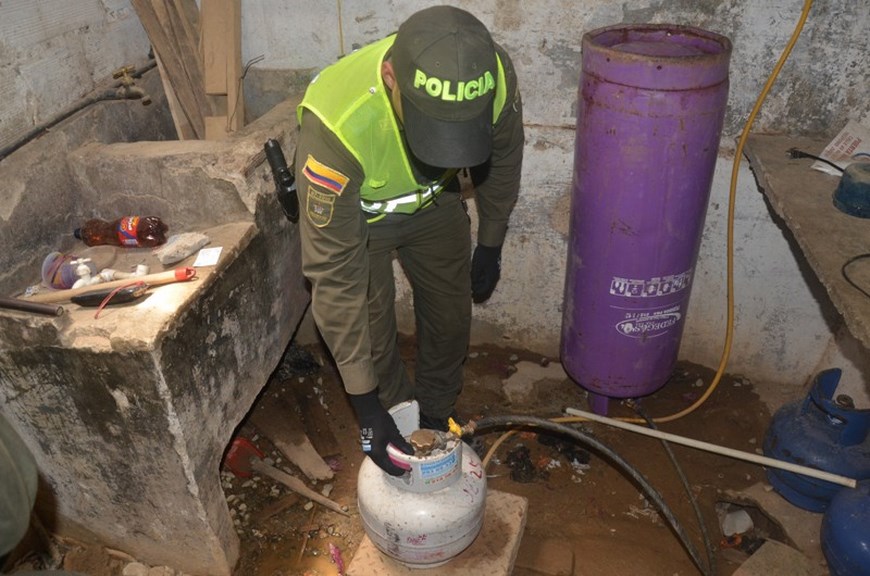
top-left (762, 368), bottom-right (870, 512)
top-left (821, 480), bottom-right (870, 576)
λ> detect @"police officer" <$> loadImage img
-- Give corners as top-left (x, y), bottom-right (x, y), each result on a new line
top-left (294, 5), bottom-right (524, 475)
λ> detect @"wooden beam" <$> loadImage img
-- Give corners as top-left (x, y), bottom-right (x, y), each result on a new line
top-left (154, 52), bottom-right (196, 139)
top-left (200, 0), bottom-right (244, 138)
top-left (226, 0), bottom-right (244, 131)
top-left (201, 0), bottom-right (229, 94)
top-left (131, 0), bottom-right (213, 139)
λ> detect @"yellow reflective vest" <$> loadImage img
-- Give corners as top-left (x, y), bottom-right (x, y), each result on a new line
top-left (298, 34), bottom-right (507, 215)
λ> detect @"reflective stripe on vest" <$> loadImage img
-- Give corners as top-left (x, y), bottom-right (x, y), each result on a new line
top-left (359, 170), bottom-right (456, 216)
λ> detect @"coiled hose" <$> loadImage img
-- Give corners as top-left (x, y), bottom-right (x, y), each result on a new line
top-left (469, 415), bottom-right (711, 576)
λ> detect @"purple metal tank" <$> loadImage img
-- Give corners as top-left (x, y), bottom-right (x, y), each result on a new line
top-left (561, 24), bottom-right (732, 414)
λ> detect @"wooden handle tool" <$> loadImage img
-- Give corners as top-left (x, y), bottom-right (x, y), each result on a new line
top-left (23, 267), bottom-right (197, 304)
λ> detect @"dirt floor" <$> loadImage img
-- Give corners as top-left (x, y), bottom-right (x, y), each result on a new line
top-left (7, 337), bottom-right (819, 576)
top-left (222, 337), bottom-right (798, 576)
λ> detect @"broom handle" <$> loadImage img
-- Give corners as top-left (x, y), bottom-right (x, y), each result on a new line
top-left (250, 458), bottom-right (349, 516)
top-left (22, 267), bottom-right (197, 304)
top-left (564, 407), bottom-right (858, 489)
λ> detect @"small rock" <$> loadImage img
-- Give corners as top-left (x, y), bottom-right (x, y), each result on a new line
top-left (123, 562), bottom-right (149, 576)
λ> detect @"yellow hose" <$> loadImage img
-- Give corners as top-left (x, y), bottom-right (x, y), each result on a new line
top-left (627, 0), bottom-right (815, 425)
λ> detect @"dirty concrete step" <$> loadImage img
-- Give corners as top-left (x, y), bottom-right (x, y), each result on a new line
top-left (732, 539), bottom-right (826, 576)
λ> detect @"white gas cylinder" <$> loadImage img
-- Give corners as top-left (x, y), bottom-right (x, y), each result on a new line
top-left (356, 401), bottom-right (487, 568)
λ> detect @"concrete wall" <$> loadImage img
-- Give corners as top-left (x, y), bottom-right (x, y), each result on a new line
top-left (1, 1), bottom-right (868, 405)
top-left (0, 0), bottom-right (152, 154)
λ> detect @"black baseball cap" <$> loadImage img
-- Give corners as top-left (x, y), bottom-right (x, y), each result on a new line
top-left (391, 6), bottom-right (498, 168)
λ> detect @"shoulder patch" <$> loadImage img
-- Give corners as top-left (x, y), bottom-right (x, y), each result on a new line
top-left (302, 154), bottom-right (349, 195)
top-left (306, 186), bottom-right (336, 227)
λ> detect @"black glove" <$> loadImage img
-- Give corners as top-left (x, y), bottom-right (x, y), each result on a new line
top-left (471, 243), bottom-right (502, 303)
top-left (348, 389), bottom-right (414, 476)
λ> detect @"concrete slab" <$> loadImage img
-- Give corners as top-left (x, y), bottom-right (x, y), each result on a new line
top-left (725, 483), bottom-right (828, 573)
top-left (732, 539), bottom-right (821, 576)
top-left (347, 489), bottom-right (528, 576)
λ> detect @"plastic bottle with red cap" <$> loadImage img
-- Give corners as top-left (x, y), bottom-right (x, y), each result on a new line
top-left (74, 216), bottom-right (168, 248)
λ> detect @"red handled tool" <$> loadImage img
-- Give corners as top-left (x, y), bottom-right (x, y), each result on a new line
top-left (223, 437), bottom-right (349, 516)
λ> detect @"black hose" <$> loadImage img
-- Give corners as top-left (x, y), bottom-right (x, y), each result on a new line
top-left (471, 415), bottom-right (710, 576)
top-left (631, 402), bottom-right (716, 575)
top-left (787, 147), bottom-right (844, 173)
top-left (0, 59), bottom-right (158, 162)
top-left (0, 91), bottom-right (117, 161)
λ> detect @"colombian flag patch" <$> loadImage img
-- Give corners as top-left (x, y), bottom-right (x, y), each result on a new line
top-left (302, 154), bottom-right (349, 195)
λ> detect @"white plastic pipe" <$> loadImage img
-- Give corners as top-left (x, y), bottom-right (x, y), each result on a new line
top-left (564, 407), bottom-right (857, 489)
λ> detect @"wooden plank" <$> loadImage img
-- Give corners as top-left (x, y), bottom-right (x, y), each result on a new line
top-left (154, 51), bottom-right (196, 139)
top-left (160, 0), bottom-right (212, 117)
top-left (200, 0), bottom-right (243, 134)
top-left (226, 0), bottom-right (244, 130)
top-left (248, 386), bottom-right (335, 482)
top-left (169, 0), bottom-right (200, 59)
top-left (201, 0), bottom-right (229, 94)
top-left (131, 0), bottom-right (211, 139)
top-left (290, 379), bottom-right (342, 459)
top-left (204, 115), bottom-right (229, 140)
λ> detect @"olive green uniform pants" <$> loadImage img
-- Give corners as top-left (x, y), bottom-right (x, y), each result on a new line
top-left (367, 191), bottom-right (471, 419)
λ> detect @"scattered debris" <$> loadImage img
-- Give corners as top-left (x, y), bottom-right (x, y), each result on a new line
top-left (537, 432), bottom-right (591, 466)
top-left (722, 508), bottom-right (754, 537)
top-left (623, 494), bottom-right (662, 525)
top-left (329, 542), bottom-right (345, 575)
top-left (505, 445), bottom-right (547, 483)
top-left (274, 343), bottom-right (322, 379)
top-left (625, 503), bottom-right (663, 525)
top-left (720, 533), bottom-right (766, 555)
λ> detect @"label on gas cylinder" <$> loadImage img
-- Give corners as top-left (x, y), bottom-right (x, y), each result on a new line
top-left (609, 269), bottom-right (692, 298)
top-left (607, 268), bottom-right (691, 339)
top-left (419, 451), bottom-right (458, 485)
top-left (614, 304), bottom-right (682, 339)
